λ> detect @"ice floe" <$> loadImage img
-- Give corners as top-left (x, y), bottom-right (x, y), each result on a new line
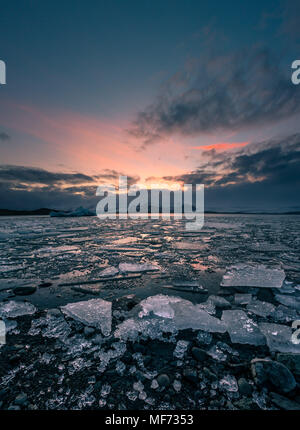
top-left (221, 264), bottom-right (285, 289)
top-left (0, 300), bottom-right (36, 318)
top-left (61, 298), bottom-right (112, 336)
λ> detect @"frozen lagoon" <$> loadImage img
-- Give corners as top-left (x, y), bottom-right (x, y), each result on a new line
top-left (0, 214), bottom-right (300, 410)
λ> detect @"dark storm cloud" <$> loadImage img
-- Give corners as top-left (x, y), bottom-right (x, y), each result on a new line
top-left (164, 134), bottom-right (300, 188)
top-left (158, 134), bottom-right (300, 211)
top-left (0, 165), bottom-right (140, 187)
top-left (130, 48), bottom-right (300, 145)
top-left (0, 132), bottom-right (10, 141)
top-left (0, 165), bottom-right (97, 185)
top-left (0, 166), bottom-right (140, 210)
top-left (95, 169), bottom-right (140, 186)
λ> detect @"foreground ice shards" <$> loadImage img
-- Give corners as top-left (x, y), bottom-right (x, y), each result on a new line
top-left (221, 264), bottom-right (285, 289)
top-left (259, 323), bottom-right (300, 354)
top-left (0, 300), bottom-right (36, 318)
top-left (61, 298), bottom-right (112, 336)
top-left (29, 313), bottom-right (72, 342)
top-left (119, 263), bottom-right (159, 273)
top-left (221, 310), bottom-right (265, 346)
top-left (115, 294), bottom-right (226, 342)
top-left (114, 317), bottom-right (177, 342)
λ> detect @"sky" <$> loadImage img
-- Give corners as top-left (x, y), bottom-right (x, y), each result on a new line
top-left (0, 0), bottom-right (300, 211)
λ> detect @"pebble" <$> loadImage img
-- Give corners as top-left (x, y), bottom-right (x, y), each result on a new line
top-left (157, 374), bottom-right (170, 387)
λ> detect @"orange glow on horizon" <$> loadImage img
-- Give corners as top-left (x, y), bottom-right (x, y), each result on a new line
top-left (192, 141), bottom-right (249, 152)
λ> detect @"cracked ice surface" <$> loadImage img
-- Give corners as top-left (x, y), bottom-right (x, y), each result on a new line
top-left (61, 298), bottom-right (112, 336)
top-left (259, 323), bottom-right (300, 354)
top-left (221, 264), bottom-right (285, 289)
top-left (222, 310), bottom-right (266, 346)
top-left (0, 300), bottom-right (36, 318)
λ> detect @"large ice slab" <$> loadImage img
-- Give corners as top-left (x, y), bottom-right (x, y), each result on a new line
top-left (119, 294), bottom-right (227, 340)
top-left (259, 323), bottom-right (300, 354)
top-left (61, 298), bottom-right (112, 336)
top-left (0, 300), bottom-right (36, 318)
top-left (222, 310), bottom-right (266, 346)
top-left (142, 294), bottom-right (226, 332)
top-left (221, 264), bottom-right (285, 289)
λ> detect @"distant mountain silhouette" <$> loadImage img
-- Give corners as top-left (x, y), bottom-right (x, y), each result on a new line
top-left (1, 207), bottom-right (300, 216)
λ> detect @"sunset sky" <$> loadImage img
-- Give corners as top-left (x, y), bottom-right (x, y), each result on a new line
top-left (0, 0), bottom-right (300, 211)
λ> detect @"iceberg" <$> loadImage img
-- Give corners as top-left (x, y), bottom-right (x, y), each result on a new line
top-left (61, 298), bottom-right (112, 336)
top-left (50, 206), bottom-right (95, 217)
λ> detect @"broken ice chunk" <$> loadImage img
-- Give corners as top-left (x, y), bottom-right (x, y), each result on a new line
top-left (259, 323), bottom-right (300, 353)
top-left (219, 374), bottom-right (239, 393)
top-left (0, 300), bottom-right (36, 318)
top-left (138, 294), bottom-right (182, 319)
top-left (170, 301), bottom-right (226, 332)
top-left (196, 330), bottom-right (213, 345)
top-left (173, 340), bottom-right (189, 359)
top-left (164, 281), bottom-right (207, 294)
top-left (222, 310), bottom-right (266, 346)
top-left (114, 317), bottom-right (177, 342)
top-left (119, 262), bottom-right (159, 273)
top-left (207, 295), bottom-right (231, 309)
top-left (141, 294), bottom-right (226, 332)
top-left (234, 294), bottom-right (252, 305)
top-left (28, 313), bottom-right (72, 341)
top-left (207, 344), bottom-right (227, 361)
top-left (221, 264), bottom-right (285, 289)
top-left (247, 300), bottom-right (276, 318)
top-left (270, 305), bottom-right (299, 323)
top-left (116, 294), bottom-right (227, 341)
top-left (274, 294), bottom-right (300, 312)
top-left (99, 266), bottom-right (119, 277)
top-left (61, 298), bottom-right (112, 336)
